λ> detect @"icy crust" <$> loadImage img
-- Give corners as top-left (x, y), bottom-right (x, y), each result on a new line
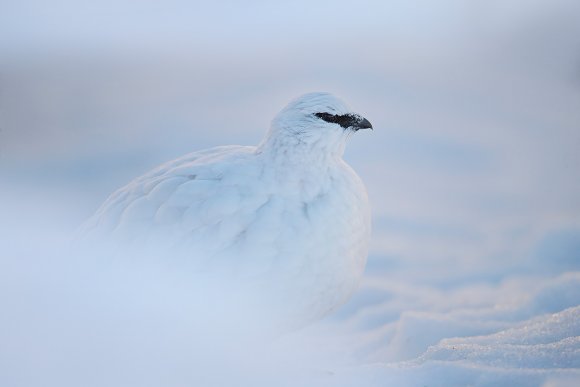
top-left (312, 305), bottom-right (580, 387)
top-left (307, 272), bottom-right (580, 386)
top-left (419, 306), bottom-right (580, 369)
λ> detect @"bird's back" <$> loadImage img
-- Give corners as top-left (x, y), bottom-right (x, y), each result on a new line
top-left (81, 145), bottom-right (257, 243)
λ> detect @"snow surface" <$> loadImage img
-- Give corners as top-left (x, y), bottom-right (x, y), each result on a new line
top-left (0, 192), bottom-right (578, 387)
top-left (1, 1), bottom-right (580, 385)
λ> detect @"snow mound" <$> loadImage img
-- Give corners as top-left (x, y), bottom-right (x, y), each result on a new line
top-left (419, 306), bottom-right (580, 369)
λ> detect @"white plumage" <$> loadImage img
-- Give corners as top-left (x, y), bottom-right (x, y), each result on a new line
top-left (83, 92), bottom-right (372, 328)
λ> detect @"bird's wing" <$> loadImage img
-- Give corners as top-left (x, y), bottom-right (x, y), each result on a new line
top-left (81, 145), bottom-right (258, 242)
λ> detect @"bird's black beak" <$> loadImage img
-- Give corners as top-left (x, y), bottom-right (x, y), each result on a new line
top-left (354, 117), bottom-right (373, 131)
top-left (315, 112), bottom-right (373, 130)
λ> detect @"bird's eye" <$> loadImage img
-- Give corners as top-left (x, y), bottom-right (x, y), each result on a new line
top-left (315, 112), bottom-right (357, 129)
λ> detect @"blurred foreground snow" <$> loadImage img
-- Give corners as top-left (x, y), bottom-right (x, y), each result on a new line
top-left (0, 189), bottom-right (578, 387)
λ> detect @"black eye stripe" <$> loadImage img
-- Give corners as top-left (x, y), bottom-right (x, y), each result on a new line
top-left (315, 112), bottom-right (359, 129)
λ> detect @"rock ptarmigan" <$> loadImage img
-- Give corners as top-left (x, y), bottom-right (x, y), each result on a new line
top-left (82, 92), bottom-right (372, 329)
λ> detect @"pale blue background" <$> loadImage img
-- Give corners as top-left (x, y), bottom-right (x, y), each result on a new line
top-left (1, 0), bottom-right (579, 282)
top-left (1, 2), bottom-right (580, 385)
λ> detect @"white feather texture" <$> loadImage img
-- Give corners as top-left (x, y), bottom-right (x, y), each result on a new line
top-left (82, 92), bottom-right (372, 329)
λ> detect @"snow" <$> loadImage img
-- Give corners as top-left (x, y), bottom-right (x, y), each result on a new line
top-left (1, 1), bottom-right (580, 386)
top-left (1, 156), bottom-right (578, 387)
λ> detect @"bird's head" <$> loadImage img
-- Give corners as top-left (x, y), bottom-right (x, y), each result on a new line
top-left (259, 92), bottom-right (372, 159)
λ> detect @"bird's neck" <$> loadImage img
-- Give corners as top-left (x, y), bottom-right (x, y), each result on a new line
top-left (255, 136), bottom-right (345, 196)
top-left (257, 125), bottom-right (346, 164)
top-left (256, 135), bottom-right (344, 171)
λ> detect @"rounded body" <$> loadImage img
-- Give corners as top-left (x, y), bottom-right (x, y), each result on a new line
top-left (83, 93), bottom-right (373, 329)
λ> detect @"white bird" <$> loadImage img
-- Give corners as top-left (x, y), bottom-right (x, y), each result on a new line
top-left (83, 92), bottom-right (372, 329)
